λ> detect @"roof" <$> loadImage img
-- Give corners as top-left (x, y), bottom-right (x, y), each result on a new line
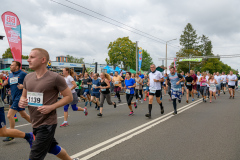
top-left (56, 55), bottom-right (67, 58)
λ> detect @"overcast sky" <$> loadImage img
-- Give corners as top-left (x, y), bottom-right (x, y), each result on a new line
top-left (1, 0), bottom-right (240, 70)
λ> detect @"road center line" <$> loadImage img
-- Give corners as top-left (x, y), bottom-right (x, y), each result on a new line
top-left (70, 99), bottom-right (202, 158)
top-left (76, 100), bottom-right (203, 160)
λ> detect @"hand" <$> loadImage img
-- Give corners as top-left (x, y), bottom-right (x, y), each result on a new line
top-left (153, 79), bottom-right (158, 82)
top-left (176, 81), bottom-right (180, 85)
top-left (37, 105), bottom-right (54, 114)
top-left (128, 86), bottom-right (132, 88)
top-left (19, 98), bottom-right (28, 108)
top-left (147, 83), bottom-right (150, 86)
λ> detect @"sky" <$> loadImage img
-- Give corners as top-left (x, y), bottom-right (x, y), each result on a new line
top-left (0, 0), bottom-right (240, 70)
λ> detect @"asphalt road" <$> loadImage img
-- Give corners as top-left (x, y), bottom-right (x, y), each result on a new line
top-left (0, 91), bottom-right (239, 160)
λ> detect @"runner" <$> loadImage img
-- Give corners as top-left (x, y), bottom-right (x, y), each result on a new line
top-left (166, 67), bottom-right (184, 115)
top-left (214, 72), bottom-right (222, 96)
top-left (143, 75), bottom-right (149, 101)
top-left (139, 71), bottom-right (144, 79)
top-left (190, 70), bottom-right (197, 101)
top-left (196, 71), bottom-right (202, 98)
top-left (206, 73), bottom-right (210, 98)
top-left (227, 71), bottom-right (237, 99)
top-left (208, 75), bottom-right (217, 103)
top-left (135, 73), bottom-right (143, 103)
top-left (98, 73), bottom-right (116, 117)
top-left (180, 72), bottom-right (185, 95)
top-left (221, 72), bottom-right (227, 94)
top-left (199, 73), bottom-right (208, 102)
top-left (124, 72), bottom-right (137, 115)
top-left (185, 72), bottom-right (194, 103)
top-left (60, 68), bottom-right (88, 127)
top-left (163, 73), bottom-right (168, 95)
top-left (145, 64), bottom-right (164, 118)
top-left (112, 71), bottom-right (123, 103)
top-left (1, 61), bottom-right (31, 142)
top-left (81, 72), bottom-right (92, 106)
top-left (91, 73), bottom-right (101, 110)
top-left (19, 48), bottom-right (73, 160)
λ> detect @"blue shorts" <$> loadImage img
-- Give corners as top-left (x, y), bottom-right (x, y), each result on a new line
top-left (0, 107), bottom-right (6, 128)
top-left (216, 84), bottom-right (221, 91)
top-left (64, 104), bottom-right (78, 112)
top-left (171, 88), bottom-right (182, 100)
top-left (91, 92), bottom-right (100, 98)
top-left (83, 89), bottom-right (90, 95)
top-left (10, 100), bottom-right (25, 112)
top-left (143, 87), bottom-right (149, 91)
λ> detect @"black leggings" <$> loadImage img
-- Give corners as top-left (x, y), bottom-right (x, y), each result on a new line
top-left (135, 89), bottom-right (143, 99)
top-left (126, 94), bottom-right (134, 106)
top-left (116, 91), bottom-right (120, 100)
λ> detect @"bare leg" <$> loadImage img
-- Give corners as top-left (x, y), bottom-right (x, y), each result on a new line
top-left (0, 126), bottom-right (25, 138)
top-left (56, 147), bottom-right (72, 160)
top-left (7, 109), bottom-right (17, 129)
top-left (19, 111), bottom-right (31, 123)
top-left (64, 112), bottom-right (68, 121)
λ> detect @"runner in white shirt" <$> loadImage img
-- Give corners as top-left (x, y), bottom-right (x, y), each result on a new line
top-left (145, 64), bottom-right (164, 118)
top-left (227, 71), bottom-right (237, 99)
top-left (214, 72), bottom-right (222, 96)
top-left (220, 72), bottom-right (227, 94)
top-left (206, 73), bottom-right (210, 98)
top-left (196, 71), bottom-right (202, 98)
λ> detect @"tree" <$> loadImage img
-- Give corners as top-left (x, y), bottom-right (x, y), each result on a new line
top-left (106, 37), bottom-right (136, 70)
top-left (180, 23), bottom-right (198, 50)
top-left (198, 34), bottom-right (212, 56)
top-left (66, 55), bottom-right (84, 63)
top-left (141, 49), bottom-right (153, 71)
top-left (2, 48), bottom-right (29, 59)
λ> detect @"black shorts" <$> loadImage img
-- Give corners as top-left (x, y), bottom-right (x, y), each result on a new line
top-left (222, 83), bottom-right (226, 87)
top-left (30, 124), bottom-right (58, 160)
top-left (229, 85), bottom-right (235, 89)
top-left (186, 85), bottom-right (192, 91)
top-left (149, 89), bottom-right (161, 97)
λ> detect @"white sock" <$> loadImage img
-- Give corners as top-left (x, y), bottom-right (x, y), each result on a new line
top-left (64, 121), bottom-right (68, 123)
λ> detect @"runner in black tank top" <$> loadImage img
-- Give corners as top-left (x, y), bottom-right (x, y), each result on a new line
top-left (98, 73), bottom-right (116, 117)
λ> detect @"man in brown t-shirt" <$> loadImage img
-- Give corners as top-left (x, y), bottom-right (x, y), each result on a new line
top-left (19, 48), bottom-right (73, 160)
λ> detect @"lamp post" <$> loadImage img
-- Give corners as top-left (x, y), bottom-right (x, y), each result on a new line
top-left (166, 38), bottom-right (177, 73)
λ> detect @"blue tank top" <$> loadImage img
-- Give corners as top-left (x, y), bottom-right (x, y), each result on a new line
top-left (168, 73), bottom-right (181, 89)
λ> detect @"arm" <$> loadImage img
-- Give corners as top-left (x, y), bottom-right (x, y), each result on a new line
top-left (1, 80), bottom-right (8, 87)
top-left (71, 81), bottom-right (77, 90)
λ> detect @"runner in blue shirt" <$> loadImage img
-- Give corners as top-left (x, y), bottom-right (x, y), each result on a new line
top-left (2, 61), bottom-right (31, 142)
top-left (91, 73), bottom-right (101, 110)
top-left (124, 72), bottom-right (137, 115)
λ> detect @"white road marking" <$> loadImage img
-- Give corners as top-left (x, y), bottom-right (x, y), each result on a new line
top-left (71, 99), bottom-right (203, 159)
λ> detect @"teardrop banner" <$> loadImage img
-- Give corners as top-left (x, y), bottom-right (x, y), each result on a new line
top-left (1, 11), bottom-right (22, 67)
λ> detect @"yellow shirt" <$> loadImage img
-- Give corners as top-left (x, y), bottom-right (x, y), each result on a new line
top-left (112, 75), bottom-right (123, 87)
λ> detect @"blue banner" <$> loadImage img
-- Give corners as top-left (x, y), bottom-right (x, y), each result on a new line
top-left (138, 47), bottom-right (142, 71)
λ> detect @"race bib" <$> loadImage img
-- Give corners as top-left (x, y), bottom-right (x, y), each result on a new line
top-left (114, 81), bottom-right (119, 85)
top-left (83, 85), bottom-right (88, 88)
top-left (92, 84), bottom-right (96, 88)
top-left (27, 92), bottom-right (43, 107)
top-left (202, 83), bottom-right (207, 86)
top-left (143, 87), bottom-right (147, 90)
top-left (210, 84), bottom-right (216, 87)
top-left (181, 82), bottom-right (184, 85)
top-left (10, 77), bottom-right (18, 85)
top-left (136, 82), bottom-right (139, 85)
top-left (101, 88), bottom-right (106, 91)
top-left (187, 82), bottom-right (192, 86)
top-left (223, 82), bottom-right (226, 84)
top-left (126, 89), bottom-right (130, 94)
top-left (150, 90), bottom-right (156, 94)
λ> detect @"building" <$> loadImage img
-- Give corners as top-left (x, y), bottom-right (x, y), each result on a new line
top-left (0, 58), bottom-right (114, 74)
top-left (56, 55), bottom-right (68, 62)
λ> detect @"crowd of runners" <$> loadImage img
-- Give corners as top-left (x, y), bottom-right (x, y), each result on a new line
top-left (0, 48), bottom-right (239, 160)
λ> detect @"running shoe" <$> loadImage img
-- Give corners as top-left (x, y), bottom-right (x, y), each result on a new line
top-left (95, 104), bottom-right (97, 109)
top-left (85, 101), bottom-right (88, 106)
top-left (114, 102), bottom-right (117, 108)
top-left (145, 113), bottom-right (151, 118)
top-left (141, 99), bottom-right (143, 103)
top-left (3, 137), bottom-right (14, 142)
top-left (218, 94), bottom-right (220, 96)
top-left (210, 101), bottom-right (212, 103)
top-left (178, 100), bottom-right (181, 103)
top-left (229, 96), bottom-right (232, 99)
top-left (186, 100), bottom-right (189, 103)
top-left (97, 107), bottom-right (100, 110)
top-left (60, 122), bottom-right (68, 127)
top-left (172, 112), bottom-right (177, 115)
top-left (26, 132), bottom-right (35, 148)
top-left (204, 99), bottom-right (207, 102)
top-left (223, 91), bottom-right (225, 94)
top-left (90, 102), bottom-right (92, 107)
top-left (161, 107), bottom-right (164, 114)
top-left (183, 92), bottom-right (184, 95)
top-left (97, 113), bottom-right (103, 117)
top-left (136, 100), bottom-right (138, 103)
top-left (233, 96), bottom-right (234, 99)
top-left (118, 99), bottom-right (121, 103)
top-left (203, 98), bottom-right (204, 102)
top-left (144, 98), bottom-right (147, 101)
top-left (134, 102), bottom-right (137, 108)
top-left (192, 98), bottom-right (195, 101)
top-left (129, 111), bottom-right (134, 116)
top-left (84, 107), bottom-right (88, 116)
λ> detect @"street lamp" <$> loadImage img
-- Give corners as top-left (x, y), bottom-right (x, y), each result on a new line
top-left (0, 35), bottom-right (4, 40)
top-left (166, 38), bottom-right (177, 73)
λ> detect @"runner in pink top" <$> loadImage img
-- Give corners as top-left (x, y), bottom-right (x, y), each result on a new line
top-left (199, 73), bottom-right (207, 102)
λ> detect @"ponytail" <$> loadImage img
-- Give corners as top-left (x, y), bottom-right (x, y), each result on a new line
top-left (101, 72), bottom-right (111, 81)
top-left (65, 68), bottom-right (74, 78)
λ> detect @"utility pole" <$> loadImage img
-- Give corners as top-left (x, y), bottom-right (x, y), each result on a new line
top-left (166, 38), bottom-right (177, 73)
top-left (136, 41), bottom-right (138, 73)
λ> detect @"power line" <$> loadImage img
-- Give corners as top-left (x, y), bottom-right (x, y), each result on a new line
top-left (65, 0), bottom-right (179, 48)
top-left (50, 0), bottom-right (180, 49)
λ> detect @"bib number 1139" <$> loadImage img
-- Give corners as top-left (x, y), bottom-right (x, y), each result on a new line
top-left (27, 92), bottom-right (43, 107)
